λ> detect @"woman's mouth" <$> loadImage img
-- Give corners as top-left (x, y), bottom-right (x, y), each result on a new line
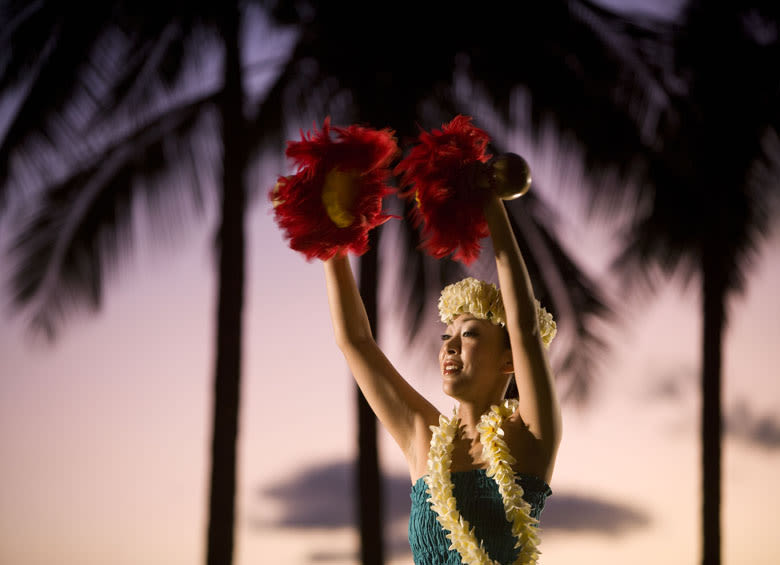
top-left (442, 363), bottom-right (462, 376)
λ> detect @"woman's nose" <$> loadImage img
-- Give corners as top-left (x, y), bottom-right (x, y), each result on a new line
top-left (444, 336), bottom-right (460, 354)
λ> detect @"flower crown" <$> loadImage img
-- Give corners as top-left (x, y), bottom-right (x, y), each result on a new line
top-left (438, 277), bottom-right (557, 348)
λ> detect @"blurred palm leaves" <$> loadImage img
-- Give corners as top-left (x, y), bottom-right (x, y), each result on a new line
top-left (3, 2), bottom-right (777, 565)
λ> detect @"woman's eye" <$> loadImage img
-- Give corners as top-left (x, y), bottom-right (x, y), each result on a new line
top-left (440, 334), bottom-right (451, 341)
top-left (462, 331), bottom-right (477, 337)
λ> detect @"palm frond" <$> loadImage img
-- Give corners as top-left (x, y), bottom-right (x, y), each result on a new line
top-left (465, 2), bottom-right (671, 194)
top-left (85, 20), bottom-right (184, 127)
top-left (610, 0), bottom-right (780, 302)
top-left (505, 194), bottom-right (613, 405)
top-left (0, 1), bottom-right (116, 204)
top-left (3, 96), bottom-right (215, 343)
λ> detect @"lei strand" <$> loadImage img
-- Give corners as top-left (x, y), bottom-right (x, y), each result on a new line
top-left (425, 399), bottom-right (542, 565)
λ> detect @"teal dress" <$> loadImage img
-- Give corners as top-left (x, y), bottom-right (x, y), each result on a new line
top-left (409, 469), bottom-right (552, 565)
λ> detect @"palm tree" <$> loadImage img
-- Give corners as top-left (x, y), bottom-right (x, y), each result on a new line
top-left (0, 3), bottom-right (291, 564)
top-left (2, 2), bottom-right (666, 564)
top-left (604, 2), bottom-right (780, 563)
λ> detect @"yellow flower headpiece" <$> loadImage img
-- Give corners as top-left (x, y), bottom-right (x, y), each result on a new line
top-left (438, 277), bottom-right (557, 348)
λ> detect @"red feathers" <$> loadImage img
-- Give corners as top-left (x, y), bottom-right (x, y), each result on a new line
top-left (271, 115), bottom-right (495, 264)
top-left (271, 118), bottom-right (399, 261)
top-left (394, 115), bottom-right (493, 265)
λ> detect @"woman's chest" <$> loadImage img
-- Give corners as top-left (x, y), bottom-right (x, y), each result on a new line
top-left (410, 417), bottom-right (544, 482)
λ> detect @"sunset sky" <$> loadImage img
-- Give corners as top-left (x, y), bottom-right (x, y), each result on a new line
top-left (1, 109), bottom-right (779, 564)
top-left (2, 1), bottom-right (780, 564)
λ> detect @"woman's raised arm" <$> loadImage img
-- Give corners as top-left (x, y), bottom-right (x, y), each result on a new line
top-left (483, 195), bottom-right (563, 465)
top-left (324, 255), bottom-right (438, 464)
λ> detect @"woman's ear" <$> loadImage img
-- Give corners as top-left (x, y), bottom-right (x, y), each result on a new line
top-left (500, 350), bottom-right (514, 375)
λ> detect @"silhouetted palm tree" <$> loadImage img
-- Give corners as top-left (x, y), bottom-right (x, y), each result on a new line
top-left (605, 2), bottom-right (780, 563)
top-left (0, 3), bottom-right (290, 565)
top-left (1, 2), bottom-right (664, 564)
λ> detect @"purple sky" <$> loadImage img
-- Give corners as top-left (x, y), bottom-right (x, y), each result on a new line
top-left (2, 1), bottom-right (779, 562)
top-left (2, 114), bottom-right (779, 563)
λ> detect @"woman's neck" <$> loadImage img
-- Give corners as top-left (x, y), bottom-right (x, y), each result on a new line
top-left (456, 400), bottom-right (497, 440)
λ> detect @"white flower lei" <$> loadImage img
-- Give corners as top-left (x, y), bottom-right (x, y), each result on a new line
top-left (425, 399), bottom-right (542, 565)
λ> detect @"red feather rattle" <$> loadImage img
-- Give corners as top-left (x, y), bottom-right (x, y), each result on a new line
top-left (395, 115), bottom-right (532, 265)
top-left (271, 118), bottom-right (400, 260)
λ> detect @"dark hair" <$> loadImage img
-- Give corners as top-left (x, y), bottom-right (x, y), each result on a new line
top-left (501, 326), bottom-right (518, 399)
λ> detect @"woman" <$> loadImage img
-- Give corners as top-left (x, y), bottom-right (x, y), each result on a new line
top-left (323, 191), bottom-right (562, 564)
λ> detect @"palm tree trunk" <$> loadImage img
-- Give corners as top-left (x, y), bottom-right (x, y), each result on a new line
top-left (701, 244), bottom-right (725, 565)
top-left (206, 6), bottom-right (247, 565)
top-left (357, 227), bottom-right (385, 565)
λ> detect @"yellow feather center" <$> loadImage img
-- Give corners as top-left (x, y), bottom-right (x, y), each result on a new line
top-left (322, 169), bottom-right (360, 228)
top-left (271, 177), bottom-right (288, 208)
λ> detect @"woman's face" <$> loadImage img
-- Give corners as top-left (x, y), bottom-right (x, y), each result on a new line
top-left (439, 313), bottom-right (512, 400)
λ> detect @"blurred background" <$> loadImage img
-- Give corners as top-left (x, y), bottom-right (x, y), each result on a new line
top-left (1, 1), bottom-right (779, 564)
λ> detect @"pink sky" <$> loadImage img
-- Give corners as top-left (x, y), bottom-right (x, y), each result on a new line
top-left (2, 125), bottom-right (779, 565)
top-left (3, 1), bottom-right (779, 562)
top-left (2, 19), bottom-right (779, 548)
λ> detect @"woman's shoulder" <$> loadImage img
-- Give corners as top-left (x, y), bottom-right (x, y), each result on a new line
top-left (501, 413), bottom-right (557, 484)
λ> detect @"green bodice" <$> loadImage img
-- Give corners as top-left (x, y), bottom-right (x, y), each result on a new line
top-left (408, 469), bottom-right (552, 565)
